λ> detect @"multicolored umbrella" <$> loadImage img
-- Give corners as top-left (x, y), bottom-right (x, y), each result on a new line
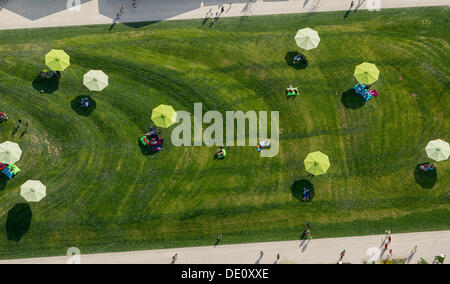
top-left (45, 49), bottom-right (70, 71)
top-left (20, 180), bottom-right (46, 202)
top-left (295, 28), bottom-right (321, 50)
top-left (304, 151), bottom-right (330, 175)
top-left (0, 141), bottom-right (22, 164)
top-left (83, 70), bottom-right (109, 91)
top-left (425, 139), bottom-right (450, 162)
top-left (354, 62), bottom-right (380, 85)
top-left (151, 104), bottom-right (177, 128)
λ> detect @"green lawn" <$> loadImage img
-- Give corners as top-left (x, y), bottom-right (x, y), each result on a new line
top-left (0, 7), bottom-right (449, 259)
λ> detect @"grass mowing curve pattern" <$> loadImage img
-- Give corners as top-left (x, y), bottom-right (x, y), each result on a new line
top-left (0, 7), bottom-right (449, 259)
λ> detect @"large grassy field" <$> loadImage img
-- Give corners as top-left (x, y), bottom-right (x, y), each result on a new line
top-left (0, 7), bottom-right (449, 259)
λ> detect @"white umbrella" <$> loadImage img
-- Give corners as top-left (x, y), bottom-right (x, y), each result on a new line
top-left (0, 141), bottom-right (22, 164)
top-left (83, 70), bottom-right (109, 91)
top-left (425, 139), bottom-right (450, 162)
top-left (20, 180), bottom-right (46, 202)
top-left (295, 28), bottom-right (321, 50)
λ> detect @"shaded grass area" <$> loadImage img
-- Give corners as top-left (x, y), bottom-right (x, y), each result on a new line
top-left (0, 6), bottom-right (449, 259)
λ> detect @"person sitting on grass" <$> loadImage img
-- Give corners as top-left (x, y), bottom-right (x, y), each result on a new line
top-left (286, 84), bottom-right (299, 95)
top-left (0, 112), bottom-right (8, 122)
top-left (80, 97), bottom-right (89, 108)
top-left (216, 147), bottom-right (225, 157)
top-left (40, 69), bottom-right (54, 79)
top-left (293, 54), bottom-right (303, 64)
top-left (420, 163), bottom-right (432, 172)
top-left (302, 187), bottom-right (311, 201)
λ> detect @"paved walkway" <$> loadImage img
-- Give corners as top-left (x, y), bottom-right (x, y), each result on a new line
top-left (1, 230), bottom-right (448, 264)
top-left (0, 0), bottom-right (448, 31)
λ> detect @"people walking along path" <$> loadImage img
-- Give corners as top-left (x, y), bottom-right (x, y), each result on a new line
top-left (0, 0), bottom-right (448, 31)
top-left (0, 230), bottom-right (448, 264)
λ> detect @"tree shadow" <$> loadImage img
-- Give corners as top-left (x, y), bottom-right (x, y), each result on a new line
top-left (284, 51), bottom-right (308, 70)
top-left (6, 203), bottom-right (32, 242)
top-left (414, 164), bottom-right (437, 189)
top-left (0, 174), bottom-right (8, 191)
top-left (70, 95), bottom-right (96, 117)
top-left (341, 88), bottom-right (365, 109)
top-left (291, 179), bottom-right (315, 202)
top-left (32, 74), bottom-right (59, 94)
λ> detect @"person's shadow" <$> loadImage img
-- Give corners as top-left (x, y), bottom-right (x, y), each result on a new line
top-left (255, 254), bottom-right (263, 264)
top-left (11, 125), bottom-right (20, 136)
top-left (302, 240), bottom-right (310, 253)
top-left (6, 203), bottom-right (32, 241)
top-left (407, 250), bottom-right (417, 264)
top-left (273, 258), bottom-right (280, 264)
top-left (214, 238), bottom-right (221, 248)
top-left (344, 8), bottom-right (351, 19)
top-left (354, 0), bottom-right (367, 13)
top-left (379, 248), bottom-right (387, 260)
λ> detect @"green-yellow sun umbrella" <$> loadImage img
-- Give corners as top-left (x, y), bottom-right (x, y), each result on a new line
top-left (304, 151), bottom-right (330, 176)
top-left (294, 28), bottom-right (321, 50)
top-left (151, 104), bottom-right (177, 128)
top-left (83, 70), bottom-right (109, 91)
top-left (20, 180), bottom-right (46, 202)
top-left (425, 139), bottom-right (450, 162)
top-left (354, 62), bottom-right (380, 85)
top-left (0, 141), bottom-right (22, 164)
top-left (45, 49), bottom-right (70, 71)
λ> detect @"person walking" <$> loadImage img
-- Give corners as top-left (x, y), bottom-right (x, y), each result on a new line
top-left (306, 220), bottom-right (311, 230)
top-left (340, 249), bottom-right (346, 260)
top-left (388, 235), bottom-right (391, 244)
top-left (386, 249), bottom-right (393, 260)
top-left (411, 245), bottom-right (418, 254)
top-left (276, 253), bottom-right (280, 260)
top-left (260, 250), bottom-right (264, 257)
top-left (350, 1), bottom-right (354, 9)
top-left (172, 253), bottom-right (178, 264)
top-left (384, 243), bottom-right (388, 251)
top-left (385, 229), bottom-right (390, 238)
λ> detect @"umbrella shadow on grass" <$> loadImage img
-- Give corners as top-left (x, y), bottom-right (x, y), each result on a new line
top-left (0, 175), bottom-right (8, 191)
top-left (137, 138), bottom-right (158, 156)
top-left (6, 203), bottom-right (32, 242)
top-left (32, 74), bottom-right (59, 94)
top-left (291, 179), bottom-right (315, 202)
top-left (71, 96), bottom-right (96, 117)
top-left (414, 164), bottom-right (437, 189)
top-left (341, 88), bottom-right (365, 109)
top-left (284, 51), bottom-right (308, 70)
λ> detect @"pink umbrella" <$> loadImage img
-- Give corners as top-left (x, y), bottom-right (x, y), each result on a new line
top-left (369, 89), bottom-right (378, 98)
